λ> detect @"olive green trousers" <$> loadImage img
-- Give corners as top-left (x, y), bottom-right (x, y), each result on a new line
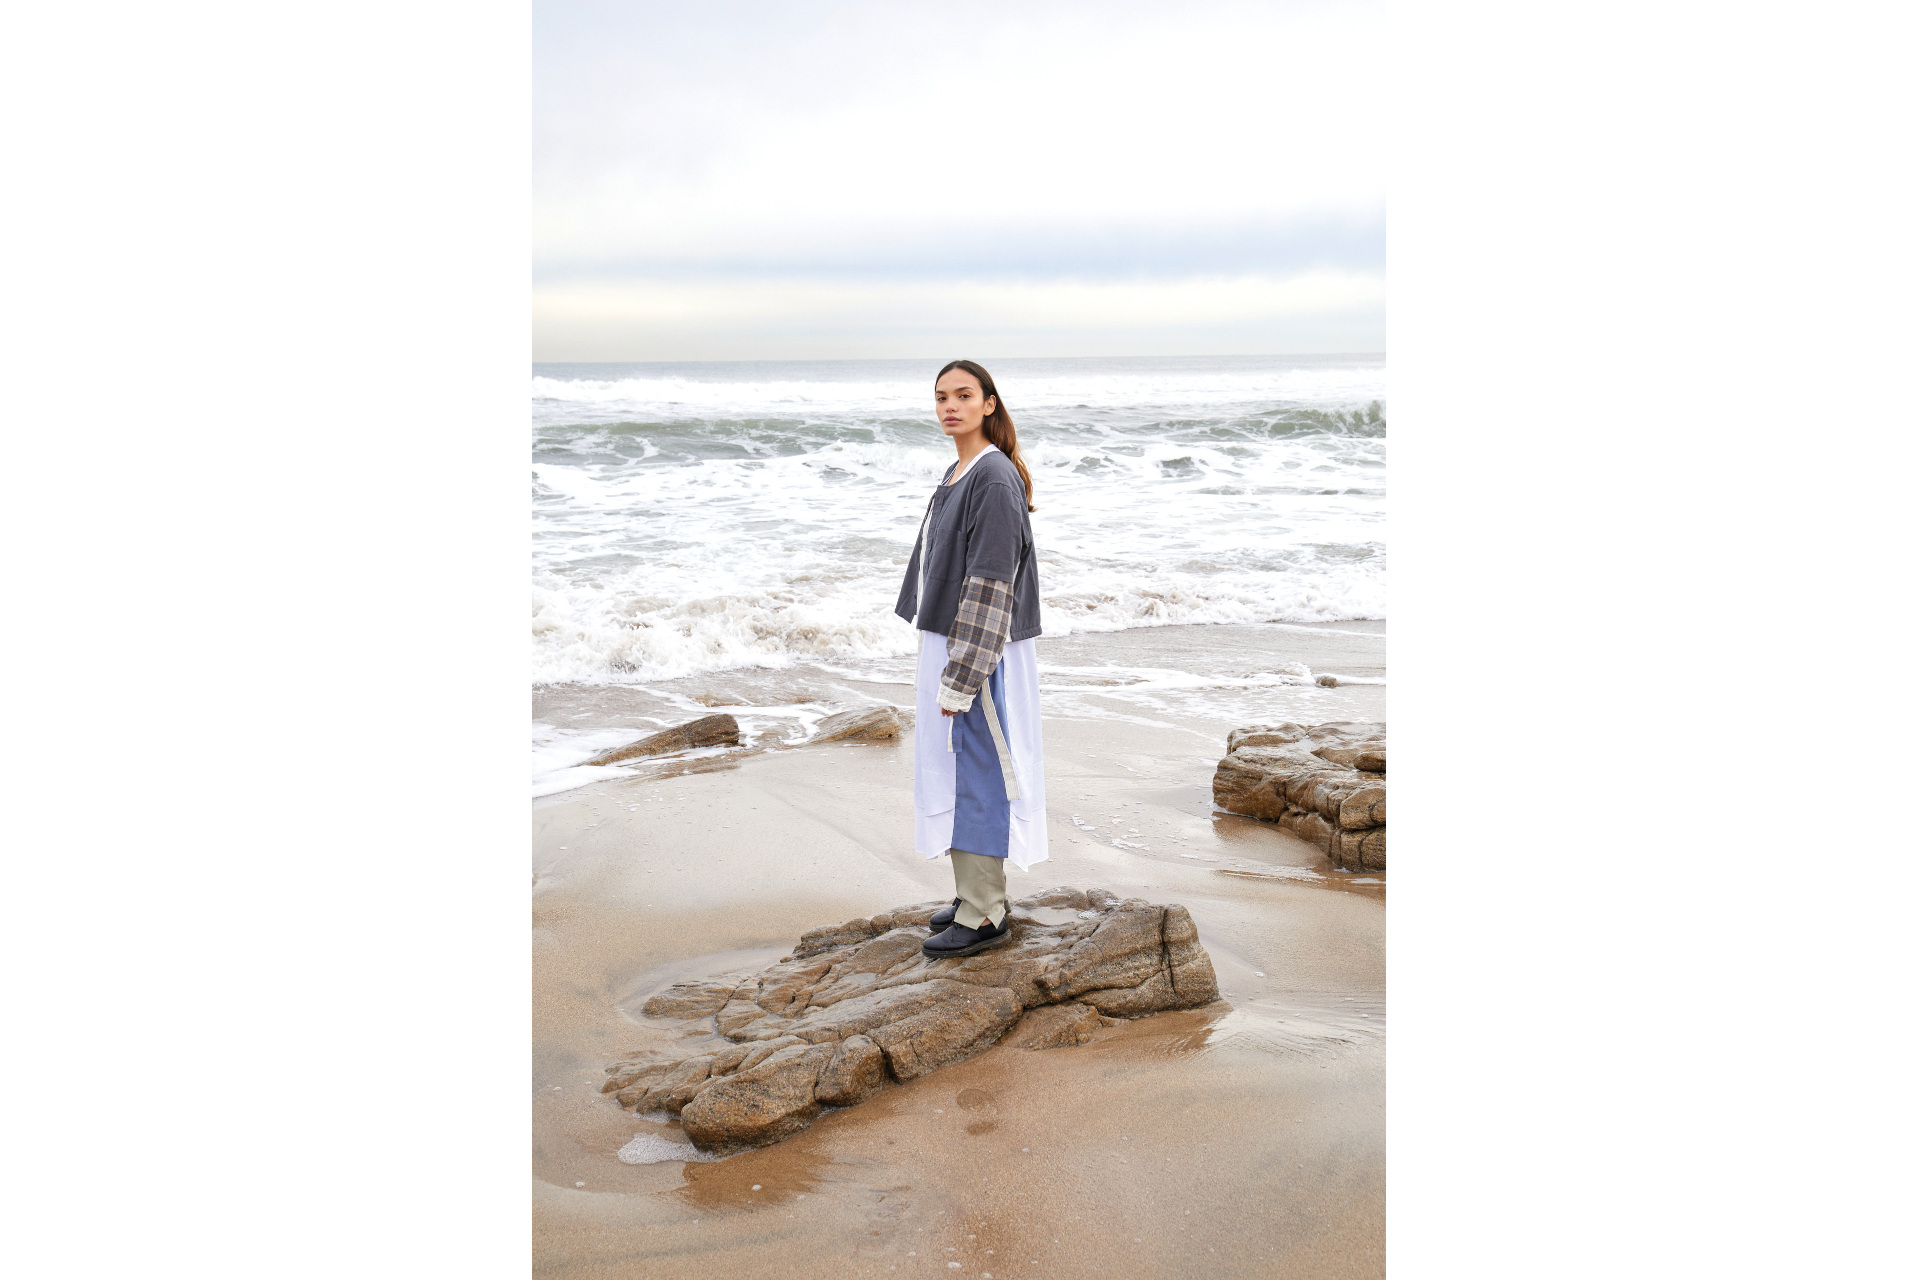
top-left (949, 848), bottom-right (1008, 928)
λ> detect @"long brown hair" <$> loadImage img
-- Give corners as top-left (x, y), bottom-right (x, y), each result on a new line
top-left (937, 359), bottom-right (1035, 511)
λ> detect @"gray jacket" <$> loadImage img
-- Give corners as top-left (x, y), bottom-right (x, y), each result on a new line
top-left (894, 448), bottom-right (1042, 641)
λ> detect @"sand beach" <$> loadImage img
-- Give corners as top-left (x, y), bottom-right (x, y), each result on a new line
top-left (532, 621), bottom-right (1386, 1278)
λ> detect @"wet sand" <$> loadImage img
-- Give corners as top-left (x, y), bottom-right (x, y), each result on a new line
top-left (533, 623), bottom-right (1386, 1278)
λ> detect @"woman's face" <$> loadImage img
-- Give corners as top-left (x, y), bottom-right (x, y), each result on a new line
top-left (935, 370), bottom-right (996, 440)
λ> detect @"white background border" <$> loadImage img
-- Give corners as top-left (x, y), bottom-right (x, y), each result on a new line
top-left (5, 1), bottom-right (1912, 1275)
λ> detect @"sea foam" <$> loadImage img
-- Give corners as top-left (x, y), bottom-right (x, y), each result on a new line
top-left (616, 1132), bottom-right (723, 1164)
top-left (533, 355), bottom-right (1385, 685)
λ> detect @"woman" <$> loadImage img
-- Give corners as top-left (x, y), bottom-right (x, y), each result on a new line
top-left (895, 359), bottom-right (1047, 959)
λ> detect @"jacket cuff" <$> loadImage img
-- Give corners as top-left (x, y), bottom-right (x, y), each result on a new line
top-left (937, 685), bottom-right (976, 714)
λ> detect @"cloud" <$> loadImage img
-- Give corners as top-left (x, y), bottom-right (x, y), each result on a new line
top-left (533, 270), bottom-right (1383, 361)
top-left (535, 0), bottom-right (1384, 358)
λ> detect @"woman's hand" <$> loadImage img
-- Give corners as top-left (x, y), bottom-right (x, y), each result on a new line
top-left (941, 708), bottom-right (959, 717)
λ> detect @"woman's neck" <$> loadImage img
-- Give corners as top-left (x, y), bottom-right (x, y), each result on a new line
top-left (951, 432), bottom-right (992, 475)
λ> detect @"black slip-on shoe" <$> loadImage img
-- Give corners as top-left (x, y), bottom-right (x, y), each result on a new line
top-left (928, 897), bottom-right (962, 931)
top-left (921, 916), bottom-right (1013, 959)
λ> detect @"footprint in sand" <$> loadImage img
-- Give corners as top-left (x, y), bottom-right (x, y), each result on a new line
top-left (955, 1087), bottom-right (997, 1136)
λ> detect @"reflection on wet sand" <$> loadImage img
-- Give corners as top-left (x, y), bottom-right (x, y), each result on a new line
top-left (678, 1144), bottom-right (838, 1211)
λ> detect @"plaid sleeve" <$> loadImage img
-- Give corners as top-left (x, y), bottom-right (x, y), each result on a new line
top-left (938, 576), bottom-right (1014, 713)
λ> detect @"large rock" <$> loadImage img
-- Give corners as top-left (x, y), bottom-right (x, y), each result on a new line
top-left (1006, 1001), bottom-right (1107, 1049)
top-left (639, 978), bottom-right (735, 1019)
top-left (610, 887), bottom-right (1221, 1153)
top-left (808, 706), bottom-right (904, 744)
top-left (814, 1034), bottom-right (886, 1105)
top-left (584, 714), bottom-right (741, 766)
top-left (680, 1042), bottom-right (836, 1150)
top-left (1212, 722), bottom-right (1386, 872)
top-left (865, 984), bottom-right (1023, 1081)
top-left (634, 1055), bottom-right (715, 1114)
top-left (604, 1059), bottom-right (670, 1103)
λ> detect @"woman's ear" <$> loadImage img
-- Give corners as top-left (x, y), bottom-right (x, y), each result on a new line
top-left (983, 396), bottom-right (997, 418)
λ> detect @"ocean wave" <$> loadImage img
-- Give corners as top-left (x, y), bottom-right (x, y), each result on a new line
top-left (531, 356), bottom-right (1386, 685)
top-left (531, 568), bottom-right (1384, 685)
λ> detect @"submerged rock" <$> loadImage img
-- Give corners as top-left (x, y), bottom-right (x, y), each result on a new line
top-left (1212, 721), bottom-right (1386, 872)
top-left (584, 714), bottom-right (741, 766)
top-left (608, 887), bottom-right (1221, 1154)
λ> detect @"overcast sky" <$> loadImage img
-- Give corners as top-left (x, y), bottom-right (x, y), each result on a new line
top-left (534, 0), bottom-right (1384, 362)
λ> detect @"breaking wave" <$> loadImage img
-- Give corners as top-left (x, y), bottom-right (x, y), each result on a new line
top-left (533, 354), bottom-right (1385, 684)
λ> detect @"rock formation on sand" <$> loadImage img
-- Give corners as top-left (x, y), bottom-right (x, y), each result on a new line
top-left (584, 714), bottom-right (742, 766)
top-left (603, 887), bottom-right (1220, 1154)
top-left (807, 706), bottom-right (904, 743)
top-left (1212, 721), bottom-right (1386, 872)
top-left (583, 707), bottom-right (905, 768)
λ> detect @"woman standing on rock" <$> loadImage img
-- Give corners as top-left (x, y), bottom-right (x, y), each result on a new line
top-left (895, 359), bottom-right (1048, 959)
